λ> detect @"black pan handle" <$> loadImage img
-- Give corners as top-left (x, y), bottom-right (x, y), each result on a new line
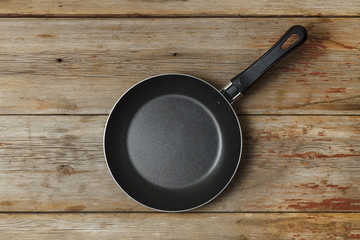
top-left (221, 25), bottom-right (308, 103)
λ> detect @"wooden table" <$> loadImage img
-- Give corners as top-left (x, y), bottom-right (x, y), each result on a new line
top-left (0, 1), bottom-right (359, 239)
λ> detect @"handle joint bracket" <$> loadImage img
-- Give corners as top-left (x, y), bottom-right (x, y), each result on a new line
top-left (221, 83), bottom-right (243, 103)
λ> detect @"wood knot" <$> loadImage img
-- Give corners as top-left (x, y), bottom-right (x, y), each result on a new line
top-left (304, 152), bottom-right (316, 159)
top-left (57, 165), bottom-right (74, 176)
top-left (56, 58), bottom-right (63, 63)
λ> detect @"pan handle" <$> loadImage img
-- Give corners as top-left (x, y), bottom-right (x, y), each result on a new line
top-left (221, 25), bottom-right (308, 103)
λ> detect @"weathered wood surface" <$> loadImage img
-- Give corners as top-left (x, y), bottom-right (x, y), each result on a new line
top-left (0, 18), bottom-right (360, 115)
top-left (0, 213), bottom-right (358, 239)
top-left (0, 1), bottom-right (358, 238)
top-left (0, 115), bottom-right (358, 212)
top-left (0, 0), bottom-right (359, 16)
top-left (0, 18), bottom-right (358, 115)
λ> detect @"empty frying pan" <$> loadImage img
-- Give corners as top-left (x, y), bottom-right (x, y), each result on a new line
top-left (104, 25), bottom-right (308, 212)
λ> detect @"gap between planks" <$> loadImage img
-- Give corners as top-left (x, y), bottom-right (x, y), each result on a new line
top-left (0, 114), bottom-right (359, 116)
top-left (0, 211), bottom-right (359, 214)
top-left (0, 15), bottom-right (359, 18)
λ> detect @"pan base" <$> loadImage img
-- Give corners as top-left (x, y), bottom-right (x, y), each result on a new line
top-left (127, 94), bottom-right (221, 189)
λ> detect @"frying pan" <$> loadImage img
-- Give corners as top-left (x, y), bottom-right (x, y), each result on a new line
top-left (104, 25), bottom-right (308, 212)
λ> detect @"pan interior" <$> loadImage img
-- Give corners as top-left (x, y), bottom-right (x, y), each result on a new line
top-left (127, 94), bottom-right (221, 189)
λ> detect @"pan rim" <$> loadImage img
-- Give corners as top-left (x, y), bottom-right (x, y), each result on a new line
top-left (103, 73), bottom-right (243, 212)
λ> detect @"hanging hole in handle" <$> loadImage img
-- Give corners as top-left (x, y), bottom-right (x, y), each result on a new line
top-left (281, 34), bottom-right (299, 50)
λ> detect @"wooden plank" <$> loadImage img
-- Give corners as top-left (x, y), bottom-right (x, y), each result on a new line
top-left (0, 0), bottom-right (358, 16)
top-left (0, 213), bottom-right (358, 239)
top-left (0, 18), bottom-right (358, 115)
top-left (0, 115), bottom-right (359, 212)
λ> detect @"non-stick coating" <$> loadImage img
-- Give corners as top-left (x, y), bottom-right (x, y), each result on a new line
top-left (104, 74), bottom-right (242, 211)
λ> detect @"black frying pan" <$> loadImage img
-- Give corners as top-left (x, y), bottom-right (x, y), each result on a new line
top-left (104, 25), bottom-right (307, 212)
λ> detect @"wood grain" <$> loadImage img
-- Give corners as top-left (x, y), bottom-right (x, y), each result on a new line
top-left (0, 18), bottom-right (358, 115)
top-left (0, 213), bottom-right (358, 239)
top-left (0, 115), bottom-right (359, 212)
top-left (0, 0), bottom-right (359, 16)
